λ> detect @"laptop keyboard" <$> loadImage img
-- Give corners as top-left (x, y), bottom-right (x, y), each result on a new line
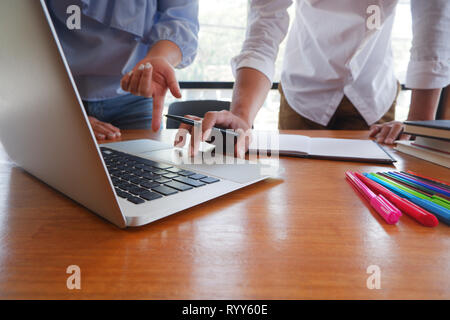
top-left (100, 147), bottom-right (220, 205)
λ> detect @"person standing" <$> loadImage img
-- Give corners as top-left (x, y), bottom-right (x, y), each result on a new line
top-left (180, 0), bottom-right (449, 156)
top-left (47, 0), bottom-right (199, 140)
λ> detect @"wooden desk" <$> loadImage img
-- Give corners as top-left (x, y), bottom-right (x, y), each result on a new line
top-left (0, 130), bottom-right (448, 299)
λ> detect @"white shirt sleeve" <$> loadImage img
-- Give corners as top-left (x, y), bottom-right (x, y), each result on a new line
top-left (230, 0), bottom-right (293, 83)
top-left (406, 0), bottom-right (450, 89)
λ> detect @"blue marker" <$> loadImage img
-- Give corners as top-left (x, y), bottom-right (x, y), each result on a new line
top-left (364, 173), bottom-right (450, 225)
top-left (389, 171), bottom-right (450, 198)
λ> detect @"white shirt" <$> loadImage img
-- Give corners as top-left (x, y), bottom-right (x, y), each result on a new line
top-left (231, 0), bottom-right (450, 126)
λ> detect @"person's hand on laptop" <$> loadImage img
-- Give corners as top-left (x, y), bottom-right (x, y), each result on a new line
top-left (369, 121), bottom-right (410, 144)
top-left (120, 56), bottom-right (182, 132)
top-left (88, 116), bottom-right (121, 140)
top-left (174, 110), bottom-right (252, 158)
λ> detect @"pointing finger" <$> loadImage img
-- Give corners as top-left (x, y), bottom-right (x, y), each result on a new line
top-left (138, 63), bottom-right (153, 97)
top-left (129, 64), bottom-right (145, 94)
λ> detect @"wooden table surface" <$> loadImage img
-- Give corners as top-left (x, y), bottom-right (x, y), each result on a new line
top-left (0, 130), bottom-right (448, 299)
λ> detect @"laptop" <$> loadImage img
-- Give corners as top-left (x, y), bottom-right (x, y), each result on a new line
top-left (0, 0), bottom-right (269, 228)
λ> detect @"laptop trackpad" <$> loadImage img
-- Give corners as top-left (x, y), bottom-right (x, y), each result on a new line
top-left (141, 148), bottom-right (264, 184)
top-left (102, 139), bottom-right (173, 154)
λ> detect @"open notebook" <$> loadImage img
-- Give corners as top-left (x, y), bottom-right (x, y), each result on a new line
top-left (249, 133), bottom-right (395, 164)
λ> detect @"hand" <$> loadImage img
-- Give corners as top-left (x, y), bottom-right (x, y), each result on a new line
top-left (120, 57), bottom-right (182, 132)
top-left (174, 110), bottom-right (252, 158)
top-left (369, 121), bottom-right (410, 144)
top-left (88, 116), bottom-right (121, 141)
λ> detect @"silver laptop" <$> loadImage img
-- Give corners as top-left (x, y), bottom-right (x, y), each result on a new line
top-left (0, 0), bottom-right (269, 228)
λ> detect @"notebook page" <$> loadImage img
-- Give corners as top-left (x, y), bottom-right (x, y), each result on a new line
top-left (310, 138), bottom-right (390, 160)
top-left (249, 133), bottom-right (310, 154)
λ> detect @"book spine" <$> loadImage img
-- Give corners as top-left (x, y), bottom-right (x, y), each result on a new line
top-left (395, 144), bottom-right (450, 169)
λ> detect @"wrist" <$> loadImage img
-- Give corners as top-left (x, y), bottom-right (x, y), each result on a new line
top-left (231, 108), bottom-right (253, 128)
top-left (406, 111), bottom-right (436, 121)
top-left (146, 40), bottom-right (182, 67)
top-left (144, 55), bottom-right (168, 64)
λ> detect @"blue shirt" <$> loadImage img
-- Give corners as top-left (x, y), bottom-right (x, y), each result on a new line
top-left (46, 0), bottom-right (199, 101)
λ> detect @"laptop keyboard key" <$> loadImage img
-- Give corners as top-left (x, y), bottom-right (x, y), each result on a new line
top-left (152, 185), bottom-right (178, 196)
top-left (118, 182), bottom-right (133, 191)
top-left (154, 177), bottom-right (171, 184)
top-left (179, 170), bottom-right (195, 176)
top-left (127, 196), bottom-right (145, 205)
top-left (111, 177), bottom-right (121, 184)
top-left (164, 181), bottom-right (193, 191)
top-left (163, 173), bottom-right (179, 179)
top-left (190, 174), bottom-right (207, 180)
top-left (201, 177), bottom-right (220, 184)
top-left (128, 186), bottom-right (148, 196)
top-left (137, 158), bottom-right (159, 167)
top-left (140, 191), bottom-right (163, 201)
top-left (142, 166), bottom-right (158, 173)
top-left (130, 177), bottom-right (143, 185)
top-left (174, 177), bottom-right (206, 187)
top-left (140, 181), bottom-right (161, 189)
top-left (115, 189), bottom-right (129, 199)
top-left (154, 169), bottom-right (169, 175)
top-left (120, 174), bottom-right (134, 181)
top-left (142, 172), bottom-right (156, 180)
top-left (152, 163), bottom-right (173, 170)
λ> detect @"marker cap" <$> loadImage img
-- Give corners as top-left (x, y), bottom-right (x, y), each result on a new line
top-left (370, 195), bottom-right (400, 224)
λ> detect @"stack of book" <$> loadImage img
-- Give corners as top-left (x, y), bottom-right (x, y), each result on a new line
top-left (395, 120), bottom-right (450, 168)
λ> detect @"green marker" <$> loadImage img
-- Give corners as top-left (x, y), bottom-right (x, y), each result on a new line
top-left (382, 172), bottom-right (450, 207)
top-left (370, 173), bottom-right (450, 210)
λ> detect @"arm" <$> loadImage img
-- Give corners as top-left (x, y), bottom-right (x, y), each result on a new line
top-left (406, 0), bottom-right (449, 121)
top-left (121, 0), bottom-right (199, 131)
top-left (440, 85), bottom-right (450, 119)
top-left (407, 88), bottom-right (441, 120)
top-left (230, 67), bottom-right (272, 127)
top-left (370, 0), bottom-right (450, 144)
top-left (177, 0), bottom-right (292, 156)
top-left (230, 0), bottom-right (292, 126)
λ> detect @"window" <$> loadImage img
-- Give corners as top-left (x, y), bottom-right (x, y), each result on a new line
top-left (175, 1), bottom-right (247, 82)
top-left (392, 0), bottom-right (413, 121)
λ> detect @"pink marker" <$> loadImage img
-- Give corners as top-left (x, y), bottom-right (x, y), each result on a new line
top-left (345, 171), bottom-right (401, 224)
